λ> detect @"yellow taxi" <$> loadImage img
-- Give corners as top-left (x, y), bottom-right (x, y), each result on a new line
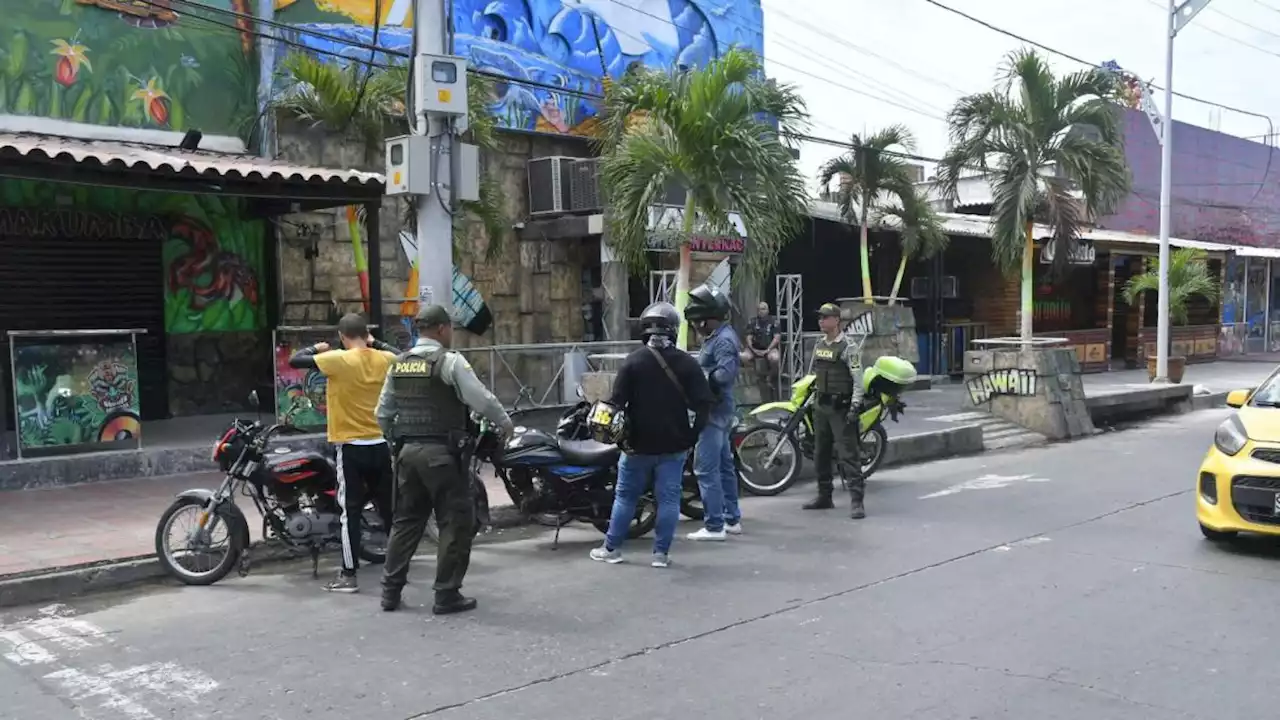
top-left (1197, 377), bottom-right (1280, 540)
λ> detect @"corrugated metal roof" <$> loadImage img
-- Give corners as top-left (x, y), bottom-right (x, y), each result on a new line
top-left (0, 132), bottom-right (385, 187)
top-left (809, 200), bottom-right (1239, 253)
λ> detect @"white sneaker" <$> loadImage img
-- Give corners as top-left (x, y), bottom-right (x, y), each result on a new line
top-left (687, 528), bottom-right (727, 542)
top-left (725, 522), bottom-right (743, 535)
top-left (590, 546), bottom-right (624, 564)
top-left (651, 553), bottom-right (671, 568)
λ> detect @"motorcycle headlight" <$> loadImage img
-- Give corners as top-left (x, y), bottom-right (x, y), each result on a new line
top-left (1214, 415), bottom-right (1248, 456)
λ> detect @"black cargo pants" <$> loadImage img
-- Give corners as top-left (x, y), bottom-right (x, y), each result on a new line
top-left (381, 442), bottom-right (475, 595)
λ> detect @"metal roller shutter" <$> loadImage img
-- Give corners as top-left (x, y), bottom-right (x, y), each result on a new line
top-left (0, 234), bottom-right (168, 432)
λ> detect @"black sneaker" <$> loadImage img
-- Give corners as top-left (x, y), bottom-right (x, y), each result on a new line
top-left (325, 572), bottom-right (359, 593)
top-left (381, 590), bottom-right (401, 612)
top-left (432, 591), bottom-right (478, 615)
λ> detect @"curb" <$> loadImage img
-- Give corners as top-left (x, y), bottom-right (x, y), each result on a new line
top-left (0, 424), bottom-right (980, 609)
top-left (0, 504), bottom-right (527, 610)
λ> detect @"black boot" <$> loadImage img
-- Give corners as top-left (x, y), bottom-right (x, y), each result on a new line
top-left (381, 587), bottom-right (402, 612)
top-left (850, 490), bottom-right (866, 519)
top-left (432, 590), bottom-right (478, 615)
top-left (803, 487), bottom-right (834, 510)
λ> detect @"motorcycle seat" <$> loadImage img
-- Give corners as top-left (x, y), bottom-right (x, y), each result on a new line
top-left (557, 438), bottom-right (621, 466)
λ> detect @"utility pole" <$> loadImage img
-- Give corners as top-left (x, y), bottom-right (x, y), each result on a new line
top-left (1145, 0), bottom-right (1212, 381)
top-left (386, 0), bottom-right (477, 317)
top-left (412, 0), bottom-right (453, 315)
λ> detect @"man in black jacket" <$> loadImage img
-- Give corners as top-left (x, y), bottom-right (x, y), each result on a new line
top-left (591, 302), bottom-right (711, 568)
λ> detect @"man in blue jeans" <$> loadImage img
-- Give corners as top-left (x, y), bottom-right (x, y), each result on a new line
top-left (684, 284), bottom-right (743, 542)
top-left (591, 302), bottom-right (711, 567)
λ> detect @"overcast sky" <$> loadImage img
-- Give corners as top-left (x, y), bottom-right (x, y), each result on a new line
top-left (761, 0), bottom-right (1280, 194)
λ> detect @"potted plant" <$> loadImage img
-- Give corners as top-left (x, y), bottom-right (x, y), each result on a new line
top-left (1122, 247), bottom-right (1220, 383)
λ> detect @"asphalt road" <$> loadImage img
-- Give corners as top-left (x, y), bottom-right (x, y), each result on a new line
top-left (3, 407), bottom-right (1278, 720)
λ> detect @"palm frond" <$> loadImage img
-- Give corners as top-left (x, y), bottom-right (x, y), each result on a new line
top-left (596, 47), bottom-right (809, 280)
top-left (873, 184), bottom-right (948, 260)
top-left (1122, 248), bottom-right (1219, 325)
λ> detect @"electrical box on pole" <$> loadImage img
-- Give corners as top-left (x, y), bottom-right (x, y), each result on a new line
top-left (417, 54), bottom-right (470, 117)
top-left (384, 135), bottom-right (481, 202)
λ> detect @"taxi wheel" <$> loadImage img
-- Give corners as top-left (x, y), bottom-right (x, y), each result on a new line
top-left (1199, 523), bottom-right (1238, 542)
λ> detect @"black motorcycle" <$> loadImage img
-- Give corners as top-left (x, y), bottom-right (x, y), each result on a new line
top-left (556, 400), bottom-right (705, 520)
top-left (154, 392), bottom-right (389, 586)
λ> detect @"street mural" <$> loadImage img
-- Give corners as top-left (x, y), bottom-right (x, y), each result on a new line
top-left (965, 368), bottom-right (1038, 405)
top-left (274, 0), bottom-right (764, 135)
top-left (397, 230), bottom-right (492, 342)
top-left (273, 340), bottom-right (328, 428)
top-left (12, 337), bottom-right (142, 451)
top-left (0, 181), bottom-right (266, 334)
top-left (0, 0), bottom-right (257, 137)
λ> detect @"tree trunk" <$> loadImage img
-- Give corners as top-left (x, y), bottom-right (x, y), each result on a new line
top-left (887, 253), bottom-right (909, 306)
top-left (675, 194), bottom-right (696, 350)
top-left (859, 195), bottom-right (874, 304)
top-left (1020, 221), bottom-right (1034, 347)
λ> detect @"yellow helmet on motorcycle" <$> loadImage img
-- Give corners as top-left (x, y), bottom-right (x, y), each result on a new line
top-left (864, 356), bottom-right (917, 397)
top-left (587, 400), bottom-right (626, 446)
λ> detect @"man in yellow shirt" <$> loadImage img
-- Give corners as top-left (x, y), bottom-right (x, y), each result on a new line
top-left (289, 313), bottom-right (398, 593)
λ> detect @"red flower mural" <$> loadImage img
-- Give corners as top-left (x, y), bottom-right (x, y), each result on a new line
top-left (50, 38), bottom-right (92, 88)
top-left (132, 77), bottom-right (170, 126)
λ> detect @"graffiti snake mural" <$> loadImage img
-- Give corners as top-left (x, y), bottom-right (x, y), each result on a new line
top-left (276, 0), bottom-right (764, 135)
top-left (168, 219), bottom-right (262, 314)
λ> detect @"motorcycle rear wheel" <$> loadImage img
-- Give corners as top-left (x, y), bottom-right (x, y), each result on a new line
top-left (155, 496), bottom-right (244, 586)
top-left (736, 423), bottom-right (802, 496)
top-left (591, 491), bottom-right (658, 538)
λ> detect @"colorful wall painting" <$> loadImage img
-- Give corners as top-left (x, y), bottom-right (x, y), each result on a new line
top-left (274, 0), bottom-right (764, 136)
top-left (273, 338), bottom-right (328, 428)
top-left (0, 0), bottom-right (257, 137)
top-left (12, 336), bottom-right (142, 451)
top-left (0, 181), bottom-right (266, 334)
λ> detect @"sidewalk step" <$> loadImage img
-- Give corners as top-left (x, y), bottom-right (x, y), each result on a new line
top-left (927, 412), bottom-right (1048, 451)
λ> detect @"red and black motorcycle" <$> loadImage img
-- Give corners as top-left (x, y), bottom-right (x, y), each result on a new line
top-left (154, 391), bottom-right (388, 586)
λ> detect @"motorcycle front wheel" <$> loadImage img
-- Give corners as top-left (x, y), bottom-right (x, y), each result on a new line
top-left (155, 496), bottom-right (245, 586)
top-left (735, 423), bottom-right (802, 496)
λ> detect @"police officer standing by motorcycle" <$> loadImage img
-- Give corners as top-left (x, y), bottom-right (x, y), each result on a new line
top-left (375, 304), bottom-right (514, 614)
top-left (804, 302), bottom-right (867, 519)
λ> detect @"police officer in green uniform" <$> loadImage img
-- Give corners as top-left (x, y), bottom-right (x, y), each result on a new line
top-left (375, 304), bottom-right (513, 614)
top-left (803, 302), bottom-right (867, 519)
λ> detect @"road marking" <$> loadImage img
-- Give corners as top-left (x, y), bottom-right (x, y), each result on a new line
top-left (1, 605), bottom-right (219, 719)
top-left (919, 473), bottom-right (1050, 499)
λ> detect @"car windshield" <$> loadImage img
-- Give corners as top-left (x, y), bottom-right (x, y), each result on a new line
top-left (1248, 371), bottom-right (1280, 407)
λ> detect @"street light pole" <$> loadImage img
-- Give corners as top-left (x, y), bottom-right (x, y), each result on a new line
top-left (1150, 0), bottom-right (1212, 381)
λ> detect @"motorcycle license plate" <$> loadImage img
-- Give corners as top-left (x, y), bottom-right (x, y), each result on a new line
top-left (590, 404), bottom-right (614, 425)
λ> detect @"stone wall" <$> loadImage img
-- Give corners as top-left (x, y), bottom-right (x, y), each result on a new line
top-left (166, 332), bottom-right (270, 416)
top-left (273, 119), bottom-right (597, 406)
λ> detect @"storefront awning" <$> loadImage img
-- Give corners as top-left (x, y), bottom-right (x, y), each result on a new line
top-left (0, 132), bottom-right (385, 211)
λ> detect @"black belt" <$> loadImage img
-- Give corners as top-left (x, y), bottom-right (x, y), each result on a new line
top-left (399, 433), bottom-right (450, 443)
top-left (816, 393), bottom-right (852, 407)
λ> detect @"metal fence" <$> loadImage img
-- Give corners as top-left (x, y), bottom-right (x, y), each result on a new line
top-left (455, 340), bottom-right (642, 410)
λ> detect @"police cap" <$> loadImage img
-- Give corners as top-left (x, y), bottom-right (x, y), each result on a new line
top-left (817, 302), bottom-right (841, 317)
top-left (414, 304), bottom-right (452, 328)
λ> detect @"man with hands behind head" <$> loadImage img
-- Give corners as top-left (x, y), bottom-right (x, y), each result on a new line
top-left (288, 312), bottom-right (399, 593)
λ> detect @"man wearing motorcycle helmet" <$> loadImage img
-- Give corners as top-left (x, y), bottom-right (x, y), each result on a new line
top-left (806, 302), bottom-right (866, 518)
top-left (591, 302), bottom-right (711, 568)
top-left (684, 283), bottom-right (744, 541)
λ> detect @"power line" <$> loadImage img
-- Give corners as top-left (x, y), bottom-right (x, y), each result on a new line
top-left (917, 0), bottom-right (1277, 124)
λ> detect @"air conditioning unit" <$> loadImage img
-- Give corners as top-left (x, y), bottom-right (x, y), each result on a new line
top-left (570, 158), bottom-right (602, 212)
top-left (528, 156), bottom-right (575, 215)
top-left (909, 275), bottom-right (959, 299)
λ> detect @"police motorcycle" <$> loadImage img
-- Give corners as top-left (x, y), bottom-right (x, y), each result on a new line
top-left (432, 395), bottom-right (657, 548)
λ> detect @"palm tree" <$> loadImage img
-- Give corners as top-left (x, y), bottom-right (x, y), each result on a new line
top-left (935, 48), bottom-right (1131, 344)
top-left (873, 182), bottom-right (949, 305)
top-left (818, 125), bottom-right (920, 305)
top-left (1122, 247), bottom-right (1219, 347)
top-left (596, 47), bottom-right (810, 349)
top-left (272, 52), bottom-right (506, 258)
